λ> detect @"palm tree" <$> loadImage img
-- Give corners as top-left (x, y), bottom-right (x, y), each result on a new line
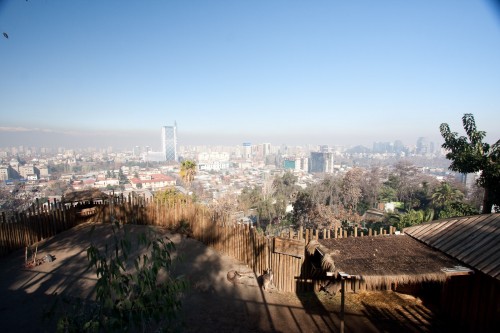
top-left (180, 160), bottom-right (197, 188)
top-left (431, 182), bottom-right (464, 208)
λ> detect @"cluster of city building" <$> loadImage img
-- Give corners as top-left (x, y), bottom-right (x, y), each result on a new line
top-left (0, 123), bottom-right (450, 209)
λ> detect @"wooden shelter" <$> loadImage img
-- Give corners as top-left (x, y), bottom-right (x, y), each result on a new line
top-left (307, 234), bottom-right (464, 290)
top-left (306, 233), bottom-right (468, 333)
top-left (404, 213), bottom-right (500, 333)
top-left (62, 189), bottom-right (109, 205)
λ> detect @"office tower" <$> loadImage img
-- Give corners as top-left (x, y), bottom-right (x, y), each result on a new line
top-left (263, 143), bottom-right (271, 156)
top-left (416, 137), bottom-right (429, 155)
top-left (243, 142), bottom-right (252, 160)
top-left (309, 152), bottom-right (334, 173)
top-left (162, 123), bottom-right (178, 162)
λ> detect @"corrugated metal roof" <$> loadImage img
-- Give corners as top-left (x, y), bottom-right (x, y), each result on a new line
top-left (404, 213), bottom-right (500, 281)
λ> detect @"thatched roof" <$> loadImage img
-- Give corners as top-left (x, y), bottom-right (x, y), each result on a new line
top-left (63, 189), bottom-right (109, 203)
top-left (307, 234), bottom-right (463, 288)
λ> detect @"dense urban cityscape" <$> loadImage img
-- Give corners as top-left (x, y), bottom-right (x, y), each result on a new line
top-left (0, 121), bottom-right (460, 213)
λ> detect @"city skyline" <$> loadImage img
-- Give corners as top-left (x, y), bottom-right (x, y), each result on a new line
top-left (1, 1), bottom-right (499, 149)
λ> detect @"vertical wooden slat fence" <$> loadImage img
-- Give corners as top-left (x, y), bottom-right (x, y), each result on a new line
top-left (1, 196), bottom-right (396, 292)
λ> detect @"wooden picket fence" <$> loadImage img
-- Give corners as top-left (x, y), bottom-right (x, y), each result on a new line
top-left (1, 195), bottom-right (394, 293)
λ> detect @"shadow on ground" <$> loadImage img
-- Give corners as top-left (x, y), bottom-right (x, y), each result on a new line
top-left (0, 222), bottom-right (451, 333)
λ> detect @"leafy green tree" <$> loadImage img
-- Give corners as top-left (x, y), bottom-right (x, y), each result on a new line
top-left (431, 182), bottom-right (464, 208)
top-left (155, 187), bottom-right (188, 203)
top-left (389, 161), bottom-right (421, 209)
top-left (309, 175), bottom-right (342, 207)
top-left (272, 171), bottom-right (298, 199)
top-left (256, 196), bottom-right (275, 224)
top-left (440, 113), bottom-right (500, 213)
top-left (292, 191), bottom-right (315, 227)
top-left (238, 186), bottom-right (263, 211)
top-left (118, 168), bottom-right (127, 184)
top-left (437, 202), bottom-right (479, 219)
top-left (390, 209), bottom-right (430, 231)
top-left (55, 222), bottom-right (187, 332)
top-left (179, 160), bottom-right (197, 188)
top-left (378, 185), bottom-right (398, 203)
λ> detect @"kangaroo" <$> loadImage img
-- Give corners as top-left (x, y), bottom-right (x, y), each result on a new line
top-left (262, 268), bottom-right (274, 292)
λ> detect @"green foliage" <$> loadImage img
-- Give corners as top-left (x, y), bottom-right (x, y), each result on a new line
top-left (256, 196), bottom-right (276, 224)
top-left (440, 113), bottom-right (500, 213)
top-left (238, 186), bottom-right (263, 211)
top-left (155, 187), bottom-right (188, 203)
top-left (437, 202), bottom-right (479, 219)
top-left (389, 209), bottom-right (434, 231)
top-left (431, 182), bottom-right (464, 208)
top-left (55, 222), bottom-right (187, 332)
top-left (118, 169), bottom-right (128, 184)
top-left (292, 191), bottom-right (314, 226)
top-left (272, 172), bottom-right (299, 218)
top-left (265, 213), bottom-right (293, 236)
top-left (179, 160), bottom-right (197, 187)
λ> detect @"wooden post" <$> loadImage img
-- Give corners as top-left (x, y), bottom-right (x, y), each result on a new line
top-left (340, 278), bottom-right (346, 333)
top-left (369, 228), bottom-right (372, 236)
top-left (354, 227), bottom-right (357, 237)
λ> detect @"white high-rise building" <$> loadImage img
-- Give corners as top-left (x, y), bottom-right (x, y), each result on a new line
top-left (161, 123), bottom-right (177, 162)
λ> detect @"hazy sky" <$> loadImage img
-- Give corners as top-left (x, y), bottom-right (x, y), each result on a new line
top-left (1, 0), bottom-right (499, 150)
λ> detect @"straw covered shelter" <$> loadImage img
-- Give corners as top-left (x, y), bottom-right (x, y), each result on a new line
top-left (307, 234), bottom-right (464, 290)
top-left (62, 189), bottom-right (110, 205)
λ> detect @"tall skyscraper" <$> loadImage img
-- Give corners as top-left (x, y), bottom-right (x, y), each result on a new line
top-left (309, 152), bottom-right (334, 173)
top-left (162, 123), bottom-right (177, 162)
top-left (416, 137), bottom-right (429, 155)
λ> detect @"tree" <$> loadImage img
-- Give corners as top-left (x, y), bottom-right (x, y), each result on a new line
top-left (378, 185), bottom-right (398, 203)
top-left (431, 182), bottom-right (464, 208)
top-left (118, 168), bottom-right (127, 184)
top-left (440, 114), bottom-right (500, 213)
top-left (386, 161), bottom-right (421, 209)
top-left (155, 187), bottom-right (187, 204)
top-left (292, 191), bottom-right (315, 227)
top-left (341, 168), bottom-right (363, 212)
top-left (54, 222), bottom-right (187, 332)
top-left (361, 166), bottom-right (382, 209)
top-left (179, 160), bottom-right (197, 188)
top-left (238, 186), bottom-right (263, 211)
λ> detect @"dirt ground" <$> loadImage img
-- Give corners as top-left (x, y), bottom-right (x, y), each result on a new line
top-left (0, 223), bottom-right (451, 332)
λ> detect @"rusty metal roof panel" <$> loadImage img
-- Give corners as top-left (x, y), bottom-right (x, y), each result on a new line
top-left (404, 213), bottom-right (500, 281)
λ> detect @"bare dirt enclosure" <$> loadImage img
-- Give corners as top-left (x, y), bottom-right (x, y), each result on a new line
top-left (0, 223), bottom-right (449, 332)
